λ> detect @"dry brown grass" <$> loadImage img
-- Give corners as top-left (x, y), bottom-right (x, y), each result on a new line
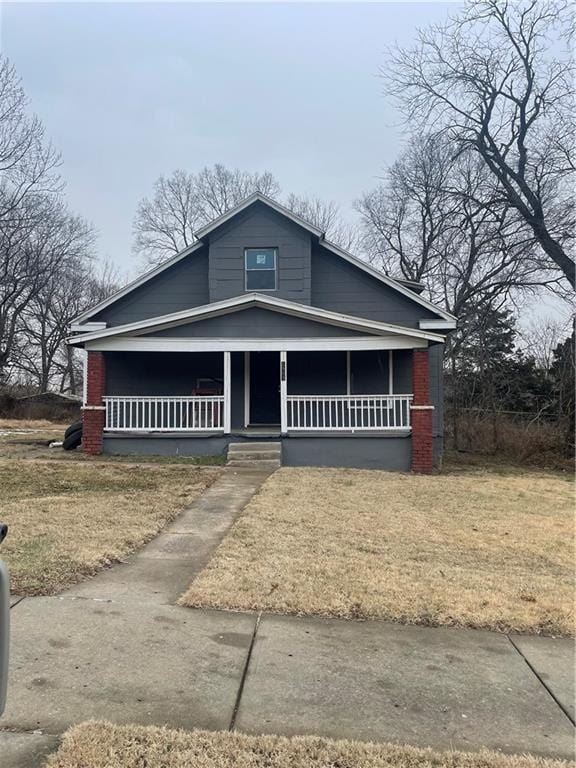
top-left (1, 457), bottom-right (221, 595)
top-left (181, 467), bottom-right (574, 636)
top-left (0, 417), bottom-right (69, 431)
top-left (44, 721), bottom-right (574, 768)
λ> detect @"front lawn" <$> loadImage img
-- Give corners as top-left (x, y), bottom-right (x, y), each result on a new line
top-left (44, 721), bottom-right (570, 768)
top-left (1, 456), bottom-right (221, 595)
top-left (180, 466), bottom-right (574, 635)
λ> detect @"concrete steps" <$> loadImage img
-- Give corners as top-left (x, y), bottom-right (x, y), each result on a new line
top-left (227, 441), bottom-right (282, 469)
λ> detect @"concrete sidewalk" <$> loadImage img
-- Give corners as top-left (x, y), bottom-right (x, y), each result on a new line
top-left (65, 466), bottom-right (273, 605)
top-left (1, 468), bottom-right (574, 765)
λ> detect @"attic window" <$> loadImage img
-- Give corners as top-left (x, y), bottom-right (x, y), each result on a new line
top-left (245, 248), bottom-right (277, 291)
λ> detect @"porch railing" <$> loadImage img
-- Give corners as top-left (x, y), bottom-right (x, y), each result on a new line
top-left (104, 396), bottom-right (224, 432)
top-left (286, 394), bottom-right (413, 431)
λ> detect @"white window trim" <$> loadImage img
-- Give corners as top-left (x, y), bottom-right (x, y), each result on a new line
top-left (244, 248), bottom-right (277, 292)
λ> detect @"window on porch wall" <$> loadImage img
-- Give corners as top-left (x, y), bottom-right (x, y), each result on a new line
top-left (286, 351), bottom-right (394, 396)
top-left (348, 350), bottom-right (393, 395)
top-left (105, 351), bottom-right (225, 397)
top-left (284, 350), bottom-right (411, 432)
top-left (103, 351), bottom-right (227, 432)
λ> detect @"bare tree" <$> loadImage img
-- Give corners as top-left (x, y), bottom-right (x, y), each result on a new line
top-left (0, 57), bottom-right (60, 221)
top-left (61, 259), bottom-right (121, 395)
top-left (358, 135), bottom-right (549, 326)
top-left (518, 314), bottom-right (573, 370)
top-left (5, 202), bottom-right (95, 390)
top-left (194, 165), bottom-right (280, 220)
top-left (133, 164), bottom-right (281, 266)
top-left (83, 258), bottom-right (123, 307)
top-left (284, 193), bottom-right (359, 251)
top-left (0, 56), bottom-right (62, 382)
top-left (356, 135), bottom-right (455, 282)
top-left (386, 0), bottom-right (575, 288)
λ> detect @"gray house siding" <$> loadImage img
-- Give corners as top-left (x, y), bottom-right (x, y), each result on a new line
top-left (93, 248), bottom-right (209, 326)
top-left (429, 343), bottom-right (444, 438)
top-left (145, 307), bottom-right (371, 339)
top-left (208, 203), bottom-right (312, 304)
top-left (311, 245), bottom-right (437, 327)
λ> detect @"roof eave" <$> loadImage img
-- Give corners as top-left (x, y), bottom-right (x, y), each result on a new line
top-left (68, 293), bottom-right (445, 347)
top-left (71, 240), bottom-right (205, 324)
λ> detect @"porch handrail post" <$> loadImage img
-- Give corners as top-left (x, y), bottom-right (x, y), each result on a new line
top-left (223, 351), bottom-right (231, 434)
top-left (280, 350), bottom-right (288, 435)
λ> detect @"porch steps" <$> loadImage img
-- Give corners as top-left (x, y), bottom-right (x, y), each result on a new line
top-left (226, 441), bottom-right (282, 469)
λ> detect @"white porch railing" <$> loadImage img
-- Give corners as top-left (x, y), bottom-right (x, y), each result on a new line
top-left (104, 396), bottom-right (224, 432)
top-left (286, 394), bottom-right (413, 431)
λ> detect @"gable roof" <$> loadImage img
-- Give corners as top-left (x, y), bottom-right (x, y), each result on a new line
top-left (69, 292), bottom-right (445, 346)
top-left (194, 192), bottom-right (325, 239)
top-left (72, 192), bottom-right (456, 326)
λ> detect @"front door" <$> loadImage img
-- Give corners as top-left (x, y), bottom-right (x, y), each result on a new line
top-left (249, 352), bottom-right (281, 425)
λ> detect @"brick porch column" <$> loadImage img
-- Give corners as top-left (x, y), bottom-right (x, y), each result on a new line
top-left (82, 351), bottom-right (106, 455)
top-left (410, 349), bottom-right (434, 474)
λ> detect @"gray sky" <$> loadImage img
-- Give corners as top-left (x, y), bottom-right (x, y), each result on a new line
top-left (1, 1), bottom-right (456, 275)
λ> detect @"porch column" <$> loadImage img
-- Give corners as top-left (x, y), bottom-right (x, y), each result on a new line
top-left (280, 350), bottom-right (287, 435)
top-left (223, 351), bottom-right (231, 434)
top-left (82, 350), bottom-right (106, 455)
top-left (410, 348), bottom-right (434, 474)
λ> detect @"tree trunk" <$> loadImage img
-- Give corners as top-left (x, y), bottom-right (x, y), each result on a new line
top-left (529, 217), bottom-right (575, 289)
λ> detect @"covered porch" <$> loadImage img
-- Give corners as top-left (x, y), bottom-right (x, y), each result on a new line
top-left (75, 294), bottom-right (441, 471)
top-left (98, 349), bottom-right (416, 436)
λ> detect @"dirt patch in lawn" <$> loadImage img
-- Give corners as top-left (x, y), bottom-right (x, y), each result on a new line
top-left (44, 721), bottom-right (572, 768)
top-left (1, 457), bottom-right (221, 595)
top-left (181, 467), bottom-right (574, 636)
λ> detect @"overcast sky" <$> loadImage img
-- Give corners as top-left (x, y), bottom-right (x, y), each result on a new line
top-left (0, 1), bottom-right (458, 275)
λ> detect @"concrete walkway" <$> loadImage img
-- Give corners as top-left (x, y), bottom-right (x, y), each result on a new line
top-left (65, 466), bottom-right (273, 605)
top-left (1, 468), bottom-right (574, 765)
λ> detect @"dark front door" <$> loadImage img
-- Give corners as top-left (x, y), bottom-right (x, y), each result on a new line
top-left (250, 352), bottom-right (280, 425)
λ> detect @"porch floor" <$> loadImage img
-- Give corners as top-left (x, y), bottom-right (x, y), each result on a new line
top-left (233, 425), bottom-right (281, 437)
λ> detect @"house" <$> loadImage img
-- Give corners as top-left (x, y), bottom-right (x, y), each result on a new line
top-left (68, 193), bottom-right (456, 472)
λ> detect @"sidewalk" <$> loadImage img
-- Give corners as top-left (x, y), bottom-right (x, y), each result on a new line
top-left (1, 469), bottom-right (574, 766)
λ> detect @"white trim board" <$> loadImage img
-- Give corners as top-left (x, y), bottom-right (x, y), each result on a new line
top-left (85, 336), bottom-right (429, 353)
top-left (69, 292), bottom-right (444, 346)
top-left (419, 319), bottom-right (457, 330)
